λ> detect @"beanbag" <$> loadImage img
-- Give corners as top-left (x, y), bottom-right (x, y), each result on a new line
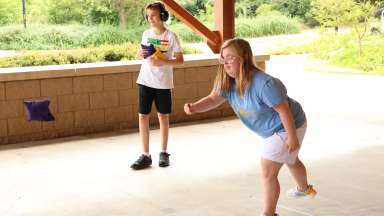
top-left (24, 99), bottom-right (55, 122)
top-left (141, 44), bottom-right (156, 59)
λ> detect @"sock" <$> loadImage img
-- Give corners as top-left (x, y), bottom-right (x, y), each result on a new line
top-left (143, 152), bottom-right (150, 156)
top-left (298, 185), bottom-right (309, 192)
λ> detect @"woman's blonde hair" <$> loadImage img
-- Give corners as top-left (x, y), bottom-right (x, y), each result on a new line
top-left (214, 38), bottom-right (263, 96)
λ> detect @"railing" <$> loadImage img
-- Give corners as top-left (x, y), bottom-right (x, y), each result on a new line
top-left (0, 54), bottom-right (270, 145)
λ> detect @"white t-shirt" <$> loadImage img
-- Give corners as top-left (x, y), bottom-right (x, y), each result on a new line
top-left (137, 28), bottom-right (182, 89)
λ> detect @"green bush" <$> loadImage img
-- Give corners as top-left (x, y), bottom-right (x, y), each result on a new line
top-left (328, 34), bottom-right (384, 73)
top-left (236, 14), bottom-right (301, 38)
top-left (0, 13), bottom-right (301, 50)
top-left (0, 24), bottom-right (145, 50)
top-left (256, 4), bottom-right (274, 16)
top-left (169, 14), bottom-right (301, 43)
top-left (0, 43), bottom-right (200, 68)
top-left (168, 23), bottom-right (212, 43)
top-left (0, 43), bottom-right (137, 68)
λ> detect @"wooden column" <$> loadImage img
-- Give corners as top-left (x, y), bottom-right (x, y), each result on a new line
top-left (161, 0), bottom-right (237, 53)
top-left (214, 0), bottom-right (235, 44)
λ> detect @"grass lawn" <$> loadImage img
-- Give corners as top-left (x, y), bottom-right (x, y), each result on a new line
top-left (270, 31), bottom-right (384, 75)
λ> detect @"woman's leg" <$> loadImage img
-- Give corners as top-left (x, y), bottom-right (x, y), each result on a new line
top-left (286, 157), bottom-right (309, 191)
top-left (260, 158), bottom-right (283, 216)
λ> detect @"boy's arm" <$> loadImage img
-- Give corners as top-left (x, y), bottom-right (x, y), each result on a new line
top-left (138, 31), bottom-right (149, 60)
top-left (161, 32), bottom-right (184, 65)
top-left (167, 52), bottom-right (184, 65)
top-left (150, 52), bottom-right (183, 66)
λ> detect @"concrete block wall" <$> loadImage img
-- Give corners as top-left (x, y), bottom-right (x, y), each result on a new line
top-left (0, 54), bottom-right (269, 145)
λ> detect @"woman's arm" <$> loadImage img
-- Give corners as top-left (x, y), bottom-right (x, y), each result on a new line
top-left (273, 101), bottom-right (299, 153)
top-left (184, 91), bottom-right (226, 115)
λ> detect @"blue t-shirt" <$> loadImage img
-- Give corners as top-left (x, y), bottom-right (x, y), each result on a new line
top-left (220, 71), bottom-right (306, 138)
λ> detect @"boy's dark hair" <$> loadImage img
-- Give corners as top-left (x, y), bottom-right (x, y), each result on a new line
top-left (145, 2), bottom-right (169, 22)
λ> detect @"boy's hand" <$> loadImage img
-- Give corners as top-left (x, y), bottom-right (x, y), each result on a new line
top-left (286, 137), bottom-right (299, 153)
top-left (137, 49), bottom-right (148, 59)
top-left (150, 57), bottom-right (165, 66)
top-left (184, 103), bottom-right (193, 115)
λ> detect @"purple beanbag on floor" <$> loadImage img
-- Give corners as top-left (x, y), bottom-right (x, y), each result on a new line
top-left (24, 99), bottom-right (55, 121)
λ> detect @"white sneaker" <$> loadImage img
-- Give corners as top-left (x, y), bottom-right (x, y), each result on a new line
top-left (286, 184), bottom-right (317, 198)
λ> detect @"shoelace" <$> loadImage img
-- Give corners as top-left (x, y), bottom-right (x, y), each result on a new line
top-left (160, 153), bottom-right (170, 158)
top-left (136, 155), bottom-right (149, 163)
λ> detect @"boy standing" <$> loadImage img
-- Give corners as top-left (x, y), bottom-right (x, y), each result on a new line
top-left (131, 2), bottom-right (184, 170)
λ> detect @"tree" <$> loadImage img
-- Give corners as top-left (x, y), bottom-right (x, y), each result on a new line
top-left (48, 0), bottom-right (90, 24)
top-left (271, 0), bottom-right (316, 25)
top-left (345, 1), bottom-right (376, 56)
top-left (271, 0), bottom-right (312, 18)
top-left (313, 0), bottom-right (376, 56)
top-left (123, 0), bottom-right (152, 26)
top-left (86, 0), bottom-right (118, 25)
top-left (115, 0), bottom-right (126, 29)
top-left (235, 0), bottom-right (268, 18)
top-left (86, 0), bottom-right (151, 27)
top-left (312, 0), bottom-right (356, 32)
top-left (0, 0), bottom-right (21, 24)
top-left (28, 0), bottom-right (51, 23)
top-left (360, 0), bottom-right (383, 5)
top-left (179, 0), bottom-right (209, 16)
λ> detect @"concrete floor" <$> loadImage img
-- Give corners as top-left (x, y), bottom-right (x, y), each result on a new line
top-left (1, 55), bottom-right (384, 216)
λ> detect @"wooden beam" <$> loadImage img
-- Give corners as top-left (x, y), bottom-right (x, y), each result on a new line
top-left (161, 0), bottom-right (222, 53)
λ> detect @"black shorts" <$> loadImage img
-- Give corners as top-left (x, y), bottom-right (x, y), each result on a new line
top-left (138, 84), bottom-right (172, 114)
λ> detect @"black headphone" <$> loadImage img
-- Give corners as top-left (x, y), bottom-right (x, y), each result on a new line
top-left (145, 2), bottom-right (169, 22)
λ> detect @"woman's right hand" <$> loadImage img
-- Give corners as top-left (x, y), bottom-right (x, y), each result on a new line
top-left (184, 103), bottom-right (194, 115)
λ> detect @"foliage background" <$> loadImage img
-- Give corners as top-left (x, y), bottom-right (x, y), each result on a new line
top-left (0, 0), bottom-right (383, 70)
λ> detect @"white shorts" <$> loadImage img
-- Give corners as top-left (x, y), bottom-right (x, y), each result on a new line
top-left (260, 122), bottom-right (307, 164)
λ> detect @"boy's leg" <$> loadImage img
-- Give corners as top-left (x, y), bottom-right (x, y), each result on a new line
top-left (260, 158), bottom-right (283, 216)
top-left (130, 85), bottom-right (154, 170)
top-left (157, 113), bottom-right (170, 167)
top-left (286, 158), bottom-right (308, 191)
top-left (154, 88), bottom-right (172, 167)
top-left (139, 114), bottom-right (150, 153)
top-left (154, 88), bottom-right (172, 152)
top-left (130, 113), bottom-right (152, 170)
top-left (138, 84), bottom-right (156, 153)
top-left (157, 113), bottom-right (169, 151)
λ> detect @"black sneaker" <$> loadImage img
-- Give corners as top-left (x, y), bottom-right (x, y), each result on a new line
top-left (130, 154), bottom-right (152, 170)
top-left (159, 152), bottom-right (170, 167)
